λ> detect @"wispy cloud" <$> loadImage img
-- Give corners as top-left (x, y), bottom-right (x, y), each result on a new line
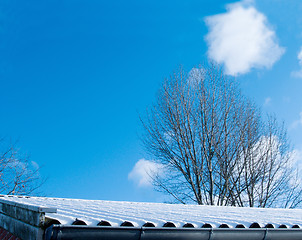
top-left (282, 96), bottom-right (291, 103)
top-left (292, 149), bottom-right (302, 164)
top-left (290, 112), bottom-right (302, 130)
top-left (187, 68), bottom-right (204, 86)
top-left (205, 0), bottom-right (285, 76)
top-left (264, 97), bottom-right (272, 106)
top-left (291, 47), bottom-right (302, 78)
top-left (31, 161), bottom-right (40, 170)
top-left (128, 159), bottom-right (163, 187)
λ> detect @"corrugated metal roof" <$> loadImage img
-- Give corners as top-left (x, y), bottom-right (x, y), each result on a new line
top-left (1, 195), bottom-right (302, 229)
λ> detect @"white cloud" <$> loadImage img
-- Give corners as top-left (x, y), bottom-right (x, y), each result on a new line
top-left (290, 112), bottom-right (302, 129)
top-left (31, 161), bottom-right (40, 170)
top-left (187, 68), bottom-right (204, 86)
top-left (291, 47), bottom-right (302, 78)
top-left (292, 149), bottom-right (302, 164)
top-left (188, 68), bottom-right (204, 80)
top-left (128, 159), bottom-right (163, 187)
top-left (205, 0), bottom-right (285, 76)
top-left (282, 96), bottom-right (291, 103)
top-left (264, 97), bottom-right (271, 106)
top-left (7, 158), bottom-right (26, 170)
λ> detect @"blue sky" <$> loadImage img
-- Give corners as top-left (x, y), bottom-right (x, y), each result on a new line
top-left (0, 0), bottom-right (302, 202)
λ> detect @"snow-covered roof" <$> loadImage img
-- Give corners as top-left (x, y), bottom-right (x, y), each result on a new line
top-left (1, 195), bottom-right (302, 229)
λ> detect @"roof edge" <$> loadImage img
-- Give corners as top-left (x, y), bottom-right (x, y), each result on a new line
top-left (0, 198), bottom-right (57, 213)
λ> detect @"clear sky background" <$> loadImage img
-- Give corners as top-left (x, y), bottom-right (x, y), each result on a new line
top-left (0, 0), bottom-right (302, 202)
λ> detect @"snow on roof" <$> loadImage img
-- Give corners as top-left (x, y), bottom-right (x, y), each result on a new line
top-left (1, 195), bottom-right (302, 229)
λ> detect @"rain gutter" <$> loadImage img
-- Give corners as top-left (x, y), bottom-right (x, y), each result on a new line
top-left (45, 225), bottom-right (302, 240)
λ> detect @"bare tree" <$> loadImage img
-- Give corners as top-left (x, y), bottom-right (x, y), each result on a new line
top-left (0, 139), bottom-right (43, 195)
top-left (230, 115), bottom-right (302, 208)
top-left (141, 63), bottom-right (302, 208)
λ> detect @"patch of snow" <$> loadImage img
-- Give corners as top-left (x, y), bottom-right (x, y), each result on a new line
top-left (1, 195), bottom-right (302, 228)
